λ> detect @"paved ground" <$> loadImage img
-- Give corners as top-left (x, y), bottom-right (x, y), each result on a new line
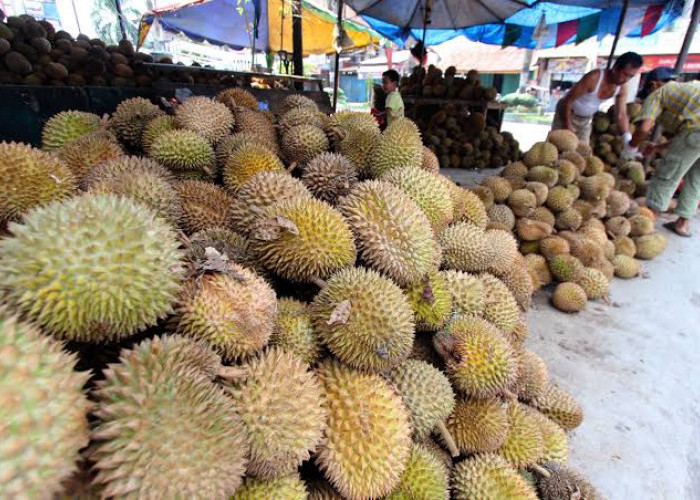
top-left (501, 120), bottom-right (552, 151)
top-left (444, 167), bottom-right (700, 499)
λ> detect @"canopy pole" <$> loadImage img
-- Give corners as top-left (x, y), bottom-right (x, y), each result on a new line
top-left (114, 0), bottom-right (128, 41)
top-left (293, 0), bottom-right (304, 88)
top-left (332, 0), bottom-right (345, 112)
top-left (675, 0), bottom-right (700, 75)
top-left (607, 0), bottom-right (630, 70)
top-left (420, 0), bottom-right (433, 69)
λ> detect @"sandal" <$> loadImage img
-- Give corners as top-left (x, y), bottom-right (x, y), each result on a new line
top-left (663, 221), bottom-right (692, 238)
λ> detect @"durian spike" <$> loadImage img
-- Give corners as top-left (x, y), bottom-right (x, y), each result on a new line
top-left (502, 388), bottom-right (518, 401)
top-left (435, 420), bottom-right (460, 458)
top-left (218, 365), bottom-right (250, 380)
top-left (530, 463), bottom-right (552, 478)
top-left (310, 276), bottom-right (329, 289)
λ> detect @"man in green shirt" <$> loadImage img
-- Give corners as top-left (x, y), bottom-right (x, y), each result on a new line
top-left (381, 69), bottom-right (404, 125)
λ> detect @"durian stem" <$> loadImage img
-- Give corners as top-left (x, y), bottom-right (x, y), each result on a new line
top-left (502, 388), bottom-right (518, 401)
top-left (436, 420), bottom-right (460, 458)
top-left (217, 366), bottom-right (249, 381)
top-left (310, 276), bottom-right (329, 289)
top-left (530, 463), bottom-right (551, 478)
top-left (287, 162), bottom-right (298, 173)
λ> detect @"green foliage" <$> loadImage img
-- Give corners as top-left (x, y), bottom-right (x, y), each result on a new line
top-left (501, 92), bottom-right (537, 109)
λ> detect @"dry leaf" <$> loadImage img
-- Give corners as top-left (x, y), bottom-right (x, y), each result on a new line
top-left (327, 300), bottom-right (351, 325)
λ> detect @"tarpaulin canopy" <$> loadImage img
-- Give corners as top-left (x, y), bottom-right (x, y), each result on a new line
top-left (138, 0), bottom-right (381, 56)
top-left (348, 0), bottom-right (683, 49)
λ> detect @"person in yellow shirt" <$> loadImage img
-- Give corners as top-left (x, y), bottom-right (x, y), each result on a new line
top-left (381, 69), bottom-right (404, 125)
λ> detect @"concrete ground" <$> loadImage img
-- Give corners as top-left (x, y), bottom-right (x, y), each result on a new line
top-left (444, 167), bottom-right (700, 499)
top-left (501, 121), bottom-right (553, 152)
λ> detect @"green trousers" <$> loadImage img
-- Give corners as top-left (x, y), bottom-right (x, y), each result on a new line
top-left (647, 128), bottom-right (700, 218)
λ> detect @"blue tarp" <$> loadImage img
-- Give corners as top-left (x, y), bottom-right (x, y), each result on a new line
top-left (352, 0), bottom-right (684, 48)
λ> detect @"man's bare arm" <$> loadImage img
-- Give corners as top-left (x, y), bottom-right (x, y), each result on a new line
top-left (560, 71), bottom-right (598, 130)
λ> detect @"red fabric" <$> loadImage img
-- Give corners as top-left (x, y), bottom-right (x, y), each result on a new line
top-left (641, 4), bottom-right (663, 38)
top-left (385, 47), bottom-right (393, 69)
top-left (556, 20), bottom-right (578, 48)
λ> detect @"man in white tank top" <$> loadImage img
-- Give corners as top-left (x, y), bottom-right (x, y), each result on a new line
top-left (551, 52), bottom-right (644, 145)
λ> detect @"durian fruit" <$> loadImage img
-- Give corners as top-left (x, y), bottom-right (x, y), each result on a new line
top-left (509, 316), bottom-right (531, 348)
top-left (535, 462), bottom-right (600, 500)
top-left (486, 229), bottom-right (519, 276)
top-left (174, 180), bottom-right (235, 234)
top-left (0, 310), bottom-right (91, 498)
top-left (231, 107), bottom-right (279, 150)
top-left (497, 403), bottom-right (544, 469)
top-left (438, 315), bottom-right (518, 398)
top-left (404, 271), bottom-right (452, 331)
top-left (561, 150), bottom-right (586, 173)
top-left (439, 176), bottom-right (469, 221)
top-left (173, 262), bottom-right (277, 360)
top-left (315, 360), bottom-right (412, 500)
top-left (385, 442), bottom-right (450, 500)
top-left (526, 181), bottom-right (549, 205)
top-left (55, 130), bottom-right (123, 180)
top-left (90, 336), bottom-right (247, 498)
top-left (531, 412), bottom-right (569, 465)
top-left (530, 385), bottom-right (584, 430)
top-left (480, 273), bottom-right (521, 335)
top-left (223, 143), bottom-right (285, 193)
top-left (184, 227), bottom-right (262, 277)
top-left (502, 161), bottom-right (528, 178)
top-left (508, 188), bottom-right (537, 217)
top-left (567, 183), bottom-right (582, 200)
top-left (279, 106), bottom-right (328, 129)
top-left (229, 171), bottom-right (308, 231)
top-left (141, 114), bottom-right (178, 153)
top-left (0, 194), bottom-right (183, 342)
top-left (1, 141), bottom-right (76, 223)
top-left (339, 180), bottom-right (438, 286)
top-left (308, 480), bottom-right (344, 500)
top-left (251, 197), bottom-right (356, 282)
top-left (410, 332), bottom-right (445, 369)
top-left (445, 398), bottom-right (508, 454)
top-left (302, 152), bottom-right (358, 204)
top-left (438, 222), bottom-right (494, 273)
top-left (634, 233), bottom-right (667, 260)
top-left (524, 141), bottom-right (558, 167)
top-left (555, 159), bottom-right (579, 185)
top-left (546, 186), bottom-right (574, 212)
top-left (527, 166), bottom-right (559, 188)
top-left (520, 241), bottom-right (541, 255)
top-left (149, 129), bottom-right (216, 177)
top-left (421, 145), bottom-right (440, 174)
top-left (605, 216), bottom-right (632, 238)
top-left (337, 125), bottom-right (381, 177)
top-left (270, 298), bottom-right (321, 364)
top-left (555, 207), bottom-right (583, 231)
top-left (461, 189), bottom-right (489, 229)
top-left (487, 204), bottom-right (517, 231)
top-left (515, 348), bottom-right (549, 401)
top-left (531, 206), bottom-right (556, 226)
top-left (282, 124), bottom-right (329, 164)
top-left (88, 164), bottom-right (181, 225)
top-left (628, 214), bottom-right (654, 237)
top-left (547, 129), bottom-right (578, 152)
top-left (109, 97), bottom-right (164, 149)
top-left (578, 175), bottom-right (610, 201)
top-left (369, 117), bottom-right (423, 177)
top-left (216, 132), bottom-right (275, 167)
top-left (442, 270), bottom-right (485, 316)
top-left (540, 236), bottom-right (570, 260)
top-left (583, 156), bottom-right (605, 176)
top-left (451, 454), bottom-right (538, 500)
top-left (525, 254), bottom-right (552, 290)
top-left (385, 359), bottom-right (455, 439)
top-left (232, 475), bottom-right (308, 500)
top-left (282, 93), bottom-right (319, 113)
top-left (216, 87), bottom-right (259, 110)
top-left (614, 236), bottom-right (637, 257)
top-left (606, 190), bottom-right (631, 217)
top-left (548, 253), bottom-right (584, 283)
top-left (382, 166), bottom-right (454, 232)
top-left (575, 268), bottom-right (610, 300)
top-left (471, 185), bottom-right (495, 210)
top-left (175, 95), bottom-right (234, 143)
top-left (516, 219), bottom-right (553, 241)
top-left (551, 282), bottom-right (587, 313)
top-left (41, 110), bottom-right (101, 150)
top-left (228, 348), bottom-right (327, 478)
top-left (481, 177), bottom-right (513, 203)
top-left (311, 267), bottom-right (414, 371)
top-left (80, 155), bottom-right (173, 190)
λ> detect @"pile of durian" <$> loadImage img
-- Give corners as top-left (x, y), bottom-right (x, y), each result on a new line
top-left (1, 89), bottom-right (597, 499)
top-left (468, 128), bottom-right (667, 314)
top-left (400, 64), bottom-right (499, 102)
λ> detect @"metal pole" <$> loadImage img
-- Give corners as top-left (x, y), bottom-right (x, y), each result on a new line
top-left (420, 0), bottom-right (433, 69)
top-left (292, 0), bottom-right (304, 87)
top-left (675, 0), bottom-right (700, 75)
top-left (332, 0), bottom-right (345, 112)
top-left (607, 0), bottom-right (630, 70)
top-left (70, 0), bottom-right (82, 33)
top-left (114, 0), bottom-right (128, 41)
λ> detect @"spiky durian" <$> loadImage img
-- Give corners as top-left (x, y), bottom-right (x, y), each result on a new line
top-left (337, 125), bottom-right (381, 177)
top-left (149, 129), bottom-right (216, 177)
top-left (223, 144), bottom-right (285, 193)
top-left (279, 107), bottom-right (328, 129)
top-left (547, 129), bottom-right (578, 152)
top-left (515, 349), bottom-right (549, 401)
top-left (451, 454), bottom-right (538, 500)
top-left (404, 271), bottom-right (452, 331)
top-left (215, 132), bottom-right (276, 167)
top-left (487, 204), bottom-right (516, 231)
top-left (530, 385), bottom-right (584, 430)
top-left (229, 171), bottom-right (311, 235)
top-left (228, 348), bottom-right (326, 478)
top-left (485, 229), bottom-right (519, 276)
top-left (0, 194), bottom-right (183, 342)
top-left (141, 114), bottom-right (178, 153)
top-left (174, 180), bottom-right (235, 234)
top-left (386, 443), bottom-right (450, 500)
top-left (251, 197), bottom-right (356, 282)
top-left (41, 110), bottom-right (101, 150)
top-left (270, 298), bottom-right (321, 364)
top-left (421, 145), bottom-right (440, 174)
top-left (442, 270), bottom-right (485, 317)
top-left (460, 188), bottom-right (489, 229)
top-left (471, 185), bottom-right (495, 210)
top-left (232, 107), bottom-right (278, 148)
top-left (481, 177), bottom-right (513, 203)
top-left (1, 141), bottom-right (76, 223)
top-left (369, 117), bottom-right (423, 177)
top-left (0, 310), bottom-right (91, 498)
top-left (551, 282), bottom-right (587, 313)
top-left (302, 152), bottom-right (358, 204)
top-left (89, 336), bottom-right (247, 498)
top-left (233, 475), bottom-right (308, 499)
top-left (338, 180), bottom-right (439, 286)
top-left (185, 227), bottom-right (258, 272)
top-left (282, 124), bottom-right (329, 164)
top-left (282, 93), bottom-right (318, 113)
top-left (524, 141), bottom-right (558, 167)
top-left (382, 166), bottom-right (454, 232)
top-left (311, 267), bottom-right (414, 371)
top-left (500, 262), bottom-right (535, 311)
top-left (525, 254), bottom-right (552, 290)
top-left (55, 130), bottom-right (123, 180)
top-left (109, 97), bottom-right (164, 149)
top-left (480, 273), bottom-right (521, 335)
top-left (80, 155), bottom-right (173, 190)
top-left (634, 233), bottom-right (667, 260)
top-left (445, 398), bottom-right (508, 454)
top-left (315, 360), bottom-right (412, 500)
top-left (175, 95), bottom-right (234, 143)
top-left (497, 403), bottom-right (544, 469)
top-left (438, 222), bottom-right (494, 273)
top-left (535, 462), bottom-right (600, 500)
top-left (508, 188), bottom-right (537, 217)
top-left (575, 268), bottom-right (610, 300)
top-left (216, 87), bottom-right (259, 110)
top-left (530, 411), bottom-right (569, 464)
